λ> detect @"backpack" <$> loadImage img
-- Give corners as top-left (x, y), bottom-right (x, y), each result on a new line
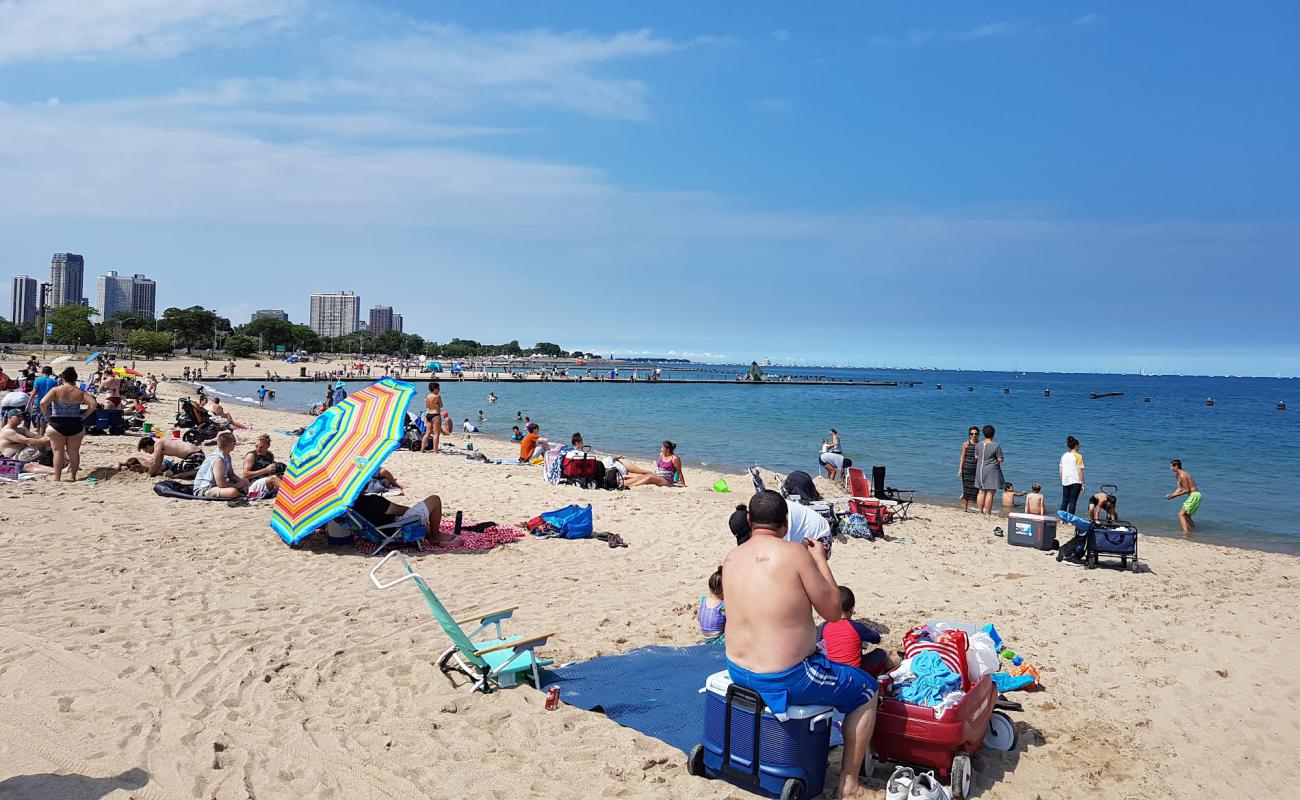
top-left (603, 466), bottom-right (624, 491)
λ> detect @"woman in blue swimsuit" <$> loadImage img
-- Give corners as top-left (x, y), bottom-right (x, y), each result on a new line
top-left (38, 367), bottom-right (95, 482)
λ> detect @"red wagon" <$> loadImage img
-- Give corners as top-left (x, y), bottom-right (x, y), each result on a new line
top-left (869, 674), bottom-right (1004, 799)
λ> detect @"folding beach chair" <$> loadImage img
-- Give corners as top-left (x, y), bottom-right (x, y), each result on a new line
top-left (368, 551), bottom-right (555, 693)
top-left (871, 466), bottom-right (914, 520)
top-left (333, 508), bottom-right (427, 556)
top-left (846, 467), bottom-right (899, 527)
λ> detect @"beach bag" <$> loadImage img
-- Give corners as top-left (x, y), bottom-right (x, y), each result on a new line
top-left (903, 626), bottom-right (970, 689)
top-left (0, 457), bottom-right (21, 480)
top-left (543, 446), bottom-right (564, 484)
top-left (839, 513), bottom-right (874, 539)
top-left (603, 465), bottom-right (624, 491)
top-left (540, 504), bottom-right (594, 539)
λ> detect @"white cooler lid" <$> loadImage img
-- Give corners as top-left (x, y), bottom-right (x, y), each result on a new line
top-left (1007, 513), bottom-right (1057, 523)
top-left (702, 670), bottom-right (833, 720)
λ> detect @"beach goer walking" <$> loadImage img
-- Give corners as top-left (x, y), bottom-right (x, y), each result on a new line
top-left (38, 367), bottom-right (95, 482)
top-left (1059, 436), bottom-right (1085, 514)
top-left (257, 385), bottom-right (268, 406)
top-left (421, 382), bottom-right (443, 453)
top-left (974, 425), bottom-right (1004, 516)
top-left (1165, 459), bottom-right (1201, 534)
top-left (722, 491), bottom-right (877, 799)
top-left (957, 425), bottom-right (979, 512)
top-left (30, 366), bottom-right (57, 435)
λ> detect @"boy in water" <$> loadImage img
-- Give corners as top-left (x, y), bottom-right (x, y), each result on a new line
top-left (1024, 483), bottom-right (1045, 515)
top-left (1000, 482), bottom-right (1026, 512)
top-left (421, 382), bottom-right (443, 453)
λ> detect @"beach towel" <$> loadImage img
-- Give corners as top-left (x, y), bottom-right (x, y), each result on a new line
top-left (152, 480), bottom-right (231, 501)
top-left (352, 519), bottom-right (525, 555)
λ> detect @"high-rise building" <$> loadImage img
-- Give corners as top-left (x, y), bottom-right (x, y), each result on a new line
top-left (50, 253), bottom-right (86, 308)
top-left (10, 276), bottom-right (38, 326)
top-left (393, 313), bottom-right (404, 334)
top-left (308, 291), bottom-right (360, 338)
top-left (252, 309), bottom-right (289, 322)
top-left (131, 274), bottom-right (156, 319)
top-left (96, 271), bottom-right (133, 322)
top-left (369, 305), bottom-right (395, 335)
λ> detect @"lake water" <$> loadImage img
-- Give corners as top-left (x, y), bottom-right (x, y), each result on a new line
top-left (202, 368), bottom-right (1300, 553)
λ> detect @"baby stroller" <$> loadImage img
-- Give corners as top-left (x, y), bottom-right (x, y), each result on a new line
top-left (174, 397), bottom-right (225, 445)
top-left (403, 412), bottom-right (433, 451)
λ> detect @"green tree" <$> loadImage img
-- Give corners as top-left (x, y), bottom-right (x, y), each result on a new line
top-left (160, 306), bottom-right (231, 353)
top-left (289, 324), bottom-right (321, 353)
top-left (128, 329), bottom-right (175, 356)
top-left (404, 334), bottom-right (425, 356)
top-left (108, 311), bottom-right (154, 332)
top-left (0, 317), bottom-right (20, 343)
top-left (239, 317), bottom-right (297, 349)
top-left (374, 330), bottom-right (404, 354)
top-left (49, 305), bottom-right (97, 346)
top-left (531, 342), bottom-right (564, 357)
top-left (224, 335), bottom-right (259, 358)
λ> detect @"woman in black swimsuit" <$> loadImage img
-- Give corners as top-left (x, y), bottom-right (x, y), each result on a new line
top-left (38, 367), bottom-right (95, 482)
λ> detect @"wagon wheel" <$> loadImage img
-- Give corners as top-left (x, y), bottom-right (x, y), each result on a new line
top-left (1129, 557), bottom-right (1140, 573)
top-left (779, 778), bottom-right (805, 800)
top-left (950, 753), bottom-right (972, 800)
top-left (686, 744), bottom-right (706, 778)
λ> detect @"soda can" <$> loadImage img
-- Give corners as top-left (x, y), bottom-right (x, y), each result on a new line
top-left (545, 686), bottom-right (560, 711)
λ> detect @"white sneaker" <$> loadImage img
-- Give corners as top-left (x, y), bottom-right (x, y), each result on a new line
top-left (885, 766), bottom-right (915, 800)
top-left (910, 771), bottom-right (952, 800)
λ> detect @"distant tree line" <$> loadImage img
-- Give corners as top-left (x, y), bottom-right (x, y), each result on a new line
top-left (1, 306), bottom-right (596, 361)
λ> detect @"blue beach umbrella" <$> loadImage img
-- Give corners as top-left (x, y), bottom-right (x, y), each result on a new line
top-left (85, 351), bottom-right (103, 364)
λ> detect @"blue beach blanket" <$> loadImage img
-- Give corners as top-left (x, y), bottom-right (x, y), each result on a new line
top-left (539, 644), bottom-right (845, 753)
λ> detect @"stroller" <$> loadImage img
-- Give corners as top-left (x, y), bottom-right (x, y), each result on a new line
top-left (1056, 485), bottom-right (1140, 572)
top-left (174, 397), bottom-right (226, 445)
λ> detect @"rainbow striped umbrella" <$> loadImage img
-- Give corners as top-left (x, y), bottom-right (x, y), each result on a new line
top-left (270, 377), bottom-right (414, 545)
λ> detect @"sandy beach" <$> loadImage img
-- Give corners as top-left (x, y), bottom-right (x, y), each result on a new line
top-left (2, 358), bottom-right (1299, 799)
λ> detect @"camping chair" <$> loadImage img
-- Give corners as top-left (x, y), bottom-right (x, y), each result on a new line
top-left (846, 467), bottom-right (899, 525)
top-left (871, 466), bottom-right (914, 520)
top-left (333, 508), bottom-right (427, 556)
top-left (368, 551), bottom-right (555, 693)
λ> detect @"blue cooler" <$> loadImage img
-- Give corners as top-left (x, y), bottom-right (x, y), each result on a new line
top-left (687, 670), bottom-right (834, 799)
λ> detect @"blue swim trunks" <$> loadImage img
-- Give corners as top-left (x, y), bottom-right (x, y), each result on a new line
top-left (727, 652), bottom-right (877, 715)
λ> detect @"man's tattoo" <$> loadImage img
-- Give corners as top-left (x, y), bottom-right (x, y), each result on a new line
top-left (755, 556), bottom-right (771, 563)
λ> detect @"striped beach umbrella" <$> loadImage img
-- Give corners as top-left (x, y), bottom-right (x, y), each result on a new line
top-left (270, 377), bottom-right (414, 545)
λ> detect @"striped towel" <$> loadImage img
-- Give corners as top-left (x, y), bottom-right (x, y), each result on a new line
top-left (902, 626), bottom-right (970, 688)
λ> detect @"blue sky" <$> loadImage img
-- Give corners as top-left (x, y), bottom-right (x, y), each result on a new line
top-left (2, 1), bottom-right (1298, 374)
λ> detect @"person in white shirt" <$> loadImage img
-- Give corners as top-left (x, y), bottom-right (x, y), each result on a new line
top-left (1059, 435), bottom-right (1085, 515)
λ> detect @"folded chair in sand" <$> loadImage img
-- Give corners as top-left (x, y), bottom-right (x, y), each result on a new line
top-left (847, 467), bottom-right (905, 523)
top-left (368, 551), bottom-right (555, 693)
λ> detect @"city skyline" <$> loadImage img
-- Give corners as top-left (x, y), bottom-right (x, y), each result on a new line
top-left (1, 3), bottom-right (1298, 374)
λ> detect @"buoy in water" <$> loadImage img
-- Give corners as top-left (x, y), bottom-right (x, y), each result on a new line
top-left (1003, 388), bottom-right (1010, 395)
top-left (1043, 389), bottom-right (1051, 397)
top-left (1206, 398), bottom-right (1215, 407)
top-left (1144, 397), bottom-right (1152, 403)
top-left (967, 386), bottom-right (974, 392)
top-left (1279, 401), bottom-right (1287, 411)
top-left (936, 384), bottom-right (942, 390)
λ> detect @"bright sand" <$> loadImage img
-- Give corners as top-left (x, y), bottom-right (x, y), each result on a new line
top-left (2, 358), bottom-right (1299, 799)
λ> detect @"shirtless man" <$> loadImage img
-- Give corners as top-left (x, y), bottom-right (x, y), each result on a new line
top-left (137, 436), bottom-right (205, 478)
top-left (208, 397), bottom-right (236, 427)
top-left (722, 490), bottom-right (876, 799)
top-left (420, 382), bottom-right (443, 453)
top-left (0, 414), bottom-right (56, 474)
top-left (1165, 459), bottom-right (1201, 535)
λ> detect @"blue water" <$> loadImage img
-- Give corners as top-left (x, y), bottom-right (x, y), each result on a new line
top-left (206, 368), bottom-right (1300, 553)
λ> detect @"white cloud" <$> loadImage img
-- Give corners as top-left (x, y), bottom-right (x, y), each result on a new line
top-left (0, 0), bottom-right (302, 63)
top-left (1072, 13), bottom-right (1104, 26)
top-left (956, 21), bottom-right (1027, 40)
top-left (870, 22), bottom-right (1024, 46)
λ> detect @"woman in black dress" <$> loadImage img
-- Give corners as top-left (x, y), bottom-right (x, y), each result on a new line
top-left (957, 425), bottom-right (979, 512)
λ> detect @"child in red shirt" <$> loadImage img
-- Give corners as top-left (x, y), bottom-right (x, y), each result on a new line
top-left (819, 586), bottom-right (889, 676)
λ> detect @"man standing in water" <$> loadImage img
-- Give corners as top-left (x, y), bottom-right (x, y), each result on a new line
top-left (722, 491), bottom-right (877, 799)
top-left (1165, 459), bottom-right (1201, 535)
top-left (420, 382), bottom-right (443, 453)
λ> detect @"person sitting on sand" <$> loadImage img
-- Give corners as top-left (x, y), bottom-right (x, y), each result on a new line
top-left (0, 413), bottom-right (56, 474)
top-left (207, 397), bottom-right (236, 427)
top-left (440, 410), bottom-right (453, 436)
top-left (722, 491), bottom-right (877, 799)
top-left (620, 440), bottom-right (685, 488)
top-left (241, 434), bottom-right (284, 485)
top-left (699, 566), bottom-right (726, 644)
top-left (462, 418), bottom-right (479, 434)
top-left (138, 436), bottom-right (205, 478)
top-left (351, 492), bottom-right (462, 547)
top-left (1025, 483), bottom-right (1045, 515)
top-left (1088, 489), bottom-right (1118, 523)
top-left (819, 586), bottom-right (889, 676)
top-left (192, 432), bottom-right (278, 499)
top-left (1001, 482), bottom-right (1026, 512)
top-left (518, 423), bottom-right (545, 462)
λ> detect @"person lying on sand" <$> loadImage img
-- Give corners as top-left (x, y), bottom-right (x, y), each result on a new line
top-left (138, 436), bottom-right (205, 478)
top-left (351, 493), bottom-right (461, 547)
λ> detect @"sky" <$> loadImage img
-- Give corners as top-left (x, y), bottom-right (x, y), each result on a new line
top-left (1, 1), bottom-right (1298, 375)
